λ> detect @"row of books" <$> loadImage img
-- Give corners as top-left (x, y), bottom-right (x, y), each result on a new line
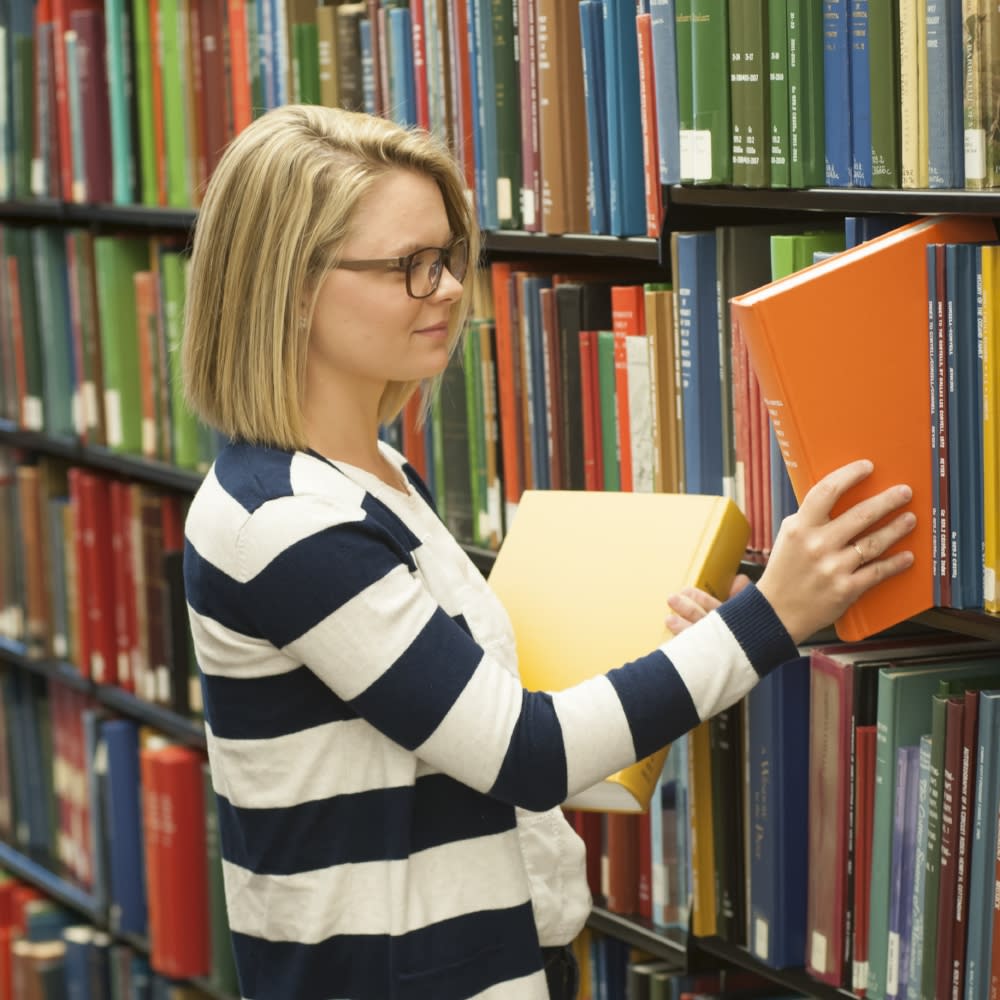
top-left (0, 870), bottom-right (226, 998)
top-left (571, 929), bottom-right (800, 1000)
top-left (0, 670), bottom-right (237, 990)
top-left (656, 635), bottom-right (1000, 1000)
top-left (0, 452), bottom-right (197, 712)
top-left (0, 224), bottom-right (217, 472)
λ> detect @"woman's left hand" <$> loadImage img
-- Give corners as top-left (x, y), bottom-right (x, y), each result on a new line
top-left (665, 573), bottom-right (752, 634)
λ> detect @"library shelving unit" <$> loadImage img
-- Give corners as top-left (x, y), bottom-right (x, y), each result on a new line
top-left (5, 189), bottom-right (1000, 1000)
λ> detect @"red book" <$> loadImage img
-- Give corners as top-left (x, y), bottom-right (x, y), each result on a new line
top-left (637, 811), bottom-right (652, 920)
top-left (578, 330), bottom-right (602, 491)
top-left (67, 468), bottom-right (92, 678)
top-left (445, 0), bottom-right (475, 195)
top-left (148, 0), bottom-right (168, 204)
top-left (604, 813), bottom-right (639, 916)
top-left (198, 0), bottom-right (228, 177)
top-left (141, 744), bottom-right (167, 971)
top-left (109, 480), bottom-right (134, 692)
top-left (490, 262), bottom-right (526, 513)
top-left (635, 13), bottom-right (663, 238)
top-left (570, 809), bottom-right (603, 902)
top-left (79, 470), bottom-right (117, 685)
top-left (410, 0), bottom-right (429, 130)
top-left (225, 0), bottom-right (253, 135)
top-left (71, 7), bottom-right (113, 203)
top-left (185, 0), bottom-right (208, 201)
top-left (517, 0), bottom-right (541, 231)
top-left (154, 745), bottom-right (211, 978)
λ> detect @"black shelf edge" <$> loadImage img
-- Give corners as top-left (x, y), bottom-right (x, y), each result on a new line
top-left (0, 643), bottom-right (207, 748)
top-left (667, 184), bottom-right (1000, 216)
top-left (0, 424), bottom-right (204, 493)
top-left (96, 686), bottom-right (207, 748)
top-left (689, 936), bottom-right (858, 1000)
top-left (0, 200), bottom-right (197, 231)
top-left (586, 907), bottom-right (687, 965)
top-left (912, 606), bottom-right (1000, 641)
top-left (0, 842), bottom-right (101, 918)
top-left (483, 230), bottom-right (661, 261)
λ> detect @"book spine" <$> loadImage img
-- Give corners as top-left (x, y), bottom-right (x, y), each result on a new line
top-left (823, 0), bottom-right (852, 185)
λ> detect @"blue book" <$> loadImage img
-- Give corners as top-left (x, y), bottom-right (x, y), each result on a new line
top-left (674, 231), bottom-right (723, 495)
top-left (603, 0), bottom-right (646, 235)
top-left (468, 0), bottom-right (499, 229)
top-left (63, 926), bottom-right (96, 1000)
top-left (102, 717), bottom-right (148, 937)
top-left (926, 0), bottom-right (963, 187)
top-left (844, 215), bottom-right (903, 247)
top-left (579, 0), bottom-right (610, 234)
top-left (945, 242), bottom-right (982, 608)
top-left (82, 709), bottom-right (108, 915)
top-left (848, 0), bottom-right (871, 185)
top-left (104, 0), bottom-right (136, 203)
top-left (388, 7), bottom-right (417, 127)
top-left (886, 743), bottom-right (920, 1000)
top-left (769, 427), bottom-right (799, 541)
top-left (649, 0), bottom-right (682, 184)
top-left (964, 689), bottom-right (1000, 999)
top-left (257, 0), bottom-right (276, 110)
top-left (267, 0), bottom-right (288, 106)
top-left (746, 656), bottom-right (810, 969)
top-left (358, 18), bottom-right (377, 115)
top-left (906, 734), bottom-right (933, 1000)
top-left (822, 0), bottom-right (852, 185)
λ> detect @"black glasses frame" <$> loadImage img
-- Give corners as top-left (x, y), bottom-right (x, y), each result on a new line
top-left (334, 238), bottom-right (469, 299)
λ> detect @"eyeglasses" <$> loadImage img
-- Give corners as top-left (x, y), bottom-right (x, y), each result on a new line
top-left (334, 238), bottom-right (470, 299)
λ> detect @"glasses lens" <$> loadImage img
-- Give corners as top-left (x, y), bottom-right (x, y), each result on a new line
top-left (447, 240), bottom-right (469, 283)
top-left (406, 247), bottom-right (440, 298)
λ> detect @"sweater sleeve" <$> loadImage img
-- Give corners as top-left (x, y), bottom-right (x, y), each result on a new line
top-left (224, 495), bottom-right (797, 812)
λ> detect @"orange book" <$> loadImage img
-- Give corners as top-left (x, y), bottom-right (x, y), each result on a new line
top-left (226, 0), bottom-right (253, 136)
top-left (490, 262), bottom-right (526, 517)
top-left (730, 215), bottom-right (998, 640)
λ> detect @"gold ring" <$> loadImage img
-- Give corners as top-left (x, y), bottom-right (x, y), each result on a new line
top-left (852, 542), bottom-right (866, 569)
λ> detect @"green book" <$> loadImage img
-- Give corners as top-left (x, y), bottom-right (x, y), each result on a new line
top-left (159, 0), bottom-right (192, 207)
top-left (93, 236), bottom-right (151, 454)
top-left (691, 0), bottom-right (732, 184)
top-left (596, 329), bottom-right (620, 492)
top-left (729, 0), bottom-right (770, 187)
top-left (203, 762), bottom-right (239, 994)
top-left (769, 230), bottom-right (845, 279)
top-left (7, 228), bottom-right (45, 431)
top-left (105, 0), bottom-right (137, 203)
top-left (31, 228), bottom-right (76, 438)
top-left (131, 0), bottom-right (158, 205)
top-left (769, 0), bottom-right (791, 187)
top-left (868, 651), bottom-right (1000, 1000)
top-left (868, 0), bottom-right (901, 187)
top-left (787, 0), bottom-right (826, 186)
top-left (492, 0), bottom-right (522, 229)
top-left (293, 21), bottom-right (321, 104)
top-left (463, 322), bottom-right (487, 548)
top-left (159, 250), bottom-right (201, 470)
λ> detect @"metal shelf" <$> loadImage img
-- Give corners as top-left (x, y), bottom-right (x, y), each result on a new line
top-left (0, 842), bottom-right (102, 918)
top-left (0, 423), bottom-right (203, 493)
top-left (689, 936), bottom-right (860, 1000)
top-left (0, 199), bottom-right (197, 232)
top-left (483, 229), bottom-right (662, 262)
top-left (586, 907), bottom-right (687, 965)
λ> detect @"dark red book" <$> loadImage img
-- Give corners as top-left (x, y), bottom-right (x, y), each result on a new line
top-left (71, 7), bottom-right (113, 203)
top-left (198, 0), bottom-right (229, 178)
top-left (604, 813), bottom-right (639, 916)
top-left (516, 0), bottom-right (541, 230)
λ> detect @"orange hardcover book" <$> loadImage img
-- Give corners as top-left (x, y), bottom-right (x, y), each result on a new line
top-left (488, 489), bottom-right (749, 812)
top-left (730, 215), bottom-right (998, 640)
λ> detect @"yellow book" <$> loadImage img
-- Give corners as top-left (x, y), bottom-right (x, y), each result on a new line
top-left (687, 719), bottom-right (718, 938)
top-left (487, 489), bottom-right (749, 813)
top-left (983, 245), bottom-right (1000, 611)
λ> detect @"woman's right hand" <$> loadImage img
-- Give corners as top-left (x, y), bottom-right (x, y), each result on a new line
top-left (756, 459), bottom-right (917, 644)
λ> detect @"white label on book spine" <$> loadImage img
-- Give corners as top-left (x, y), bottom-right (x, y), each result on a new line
top-left (118, 651), bottom-right (130, 685)
top-left (810, 931), bottom-right (828, 974)
top-left (142, 418), bottom-right (157, 458)
top-left (53, 634), bottom-right (67, 659)
top-left (754, 916), bottom-right (769, 961)
top-left (105, 390), bottom-right (124, 447)
top-left (521, 188), bottom-right (536, 228)
top-left (84, 382), bottom-right (98, 429)
top-left (497, 178), bottom-right (513, 223)
top-left (965, 129), bottom-right (987, 181)
top-left (91, 650), bottom-right (106, 684)
top-left (688, 130), bottom-right (714, 181)
top-left (23, 396), bottom-right (43, 431)
top-left (853, 960), bottom-right (868, 993)
top-left (886, 931), bottom-right (900, 995)
top-left (985, 567), bottom-right (996, 603)
top-left (72, 391), bottom-right (84, 436)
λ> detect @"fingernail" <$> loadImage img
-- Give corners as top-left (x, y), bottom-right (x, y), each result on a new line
top-left (898, 485), bottom-right (913, 500)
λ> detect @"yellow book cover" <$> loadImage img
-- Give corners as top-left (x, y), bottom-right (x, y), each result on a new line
top-left (487, 489), bottom-right (749, 813)
top-left (687, 719), bottom-right (718, 938)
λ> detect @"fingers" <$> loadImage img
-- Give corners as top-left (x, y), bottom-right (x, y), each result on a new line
top-left (829, 483), bottom-right (914, 550)
top-left (847, 509), bottom-right (918, 571)
top-left (795, 459), bottom-right (875, 525)
top-left (665, 587), bottom-right (722, 633)
top-left (728, 573), bottom-right (752, 599)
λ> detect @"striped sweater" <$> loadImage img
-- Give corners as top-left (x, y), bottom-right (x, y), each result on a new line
top-left (183, 440), bottom-right (798, 1000)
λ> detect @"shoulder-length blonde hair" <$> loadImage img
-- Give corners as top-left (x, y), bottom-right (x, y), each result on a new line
top-left (182, 104), bottom-right (479, 450)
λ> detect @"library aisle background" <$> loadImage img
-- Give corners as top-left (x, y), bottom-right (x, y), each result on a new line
top-left (2, 0), bottom-right (1000, 997)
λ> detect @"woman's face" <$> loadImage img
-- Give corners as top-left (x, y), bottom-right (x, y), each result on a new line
top-left (305, 168), bottom-right (464, 400)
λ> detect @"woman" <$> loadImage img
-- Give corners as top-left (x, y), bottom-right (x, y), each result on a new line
top-left (181, 104), bottom-right (916, 1000)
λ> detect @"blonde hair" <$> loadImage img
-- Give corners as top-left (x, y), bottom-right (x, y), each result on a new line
top-left (182, 104), bottom-right (479, 450)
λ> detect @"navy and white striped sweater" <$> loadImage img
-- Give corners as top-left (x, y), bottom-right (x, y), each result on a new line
top-left (183, 440), bottom-right (797, 1000)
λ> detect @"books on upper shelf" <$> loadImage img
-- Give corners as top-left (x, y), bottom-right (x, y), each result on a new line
top-left (729, 214), bottom-right (998, 641)
top-left (487, 488), bottom-right (750, 813)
